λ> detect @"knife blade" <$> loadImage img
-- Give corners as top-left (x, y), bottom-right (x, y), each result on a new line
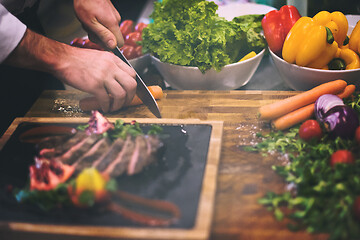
top-left (112, 46), bottom-right (162, 118)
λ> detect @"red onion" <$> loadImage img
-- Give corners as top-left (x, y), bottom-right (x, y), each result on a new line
top-left (322, 105), bottom-right (359, 139)
top-left (86, 110), bottom-right (114, 135)
top-left (314, 94), bottom-right (345, 122)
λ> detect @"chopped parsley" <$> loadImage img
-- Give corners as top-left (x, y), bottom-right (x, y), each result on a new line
top-left (77, 119), bottom-right (163, 140)
top-left (246, 93), bottom-right (360, 240)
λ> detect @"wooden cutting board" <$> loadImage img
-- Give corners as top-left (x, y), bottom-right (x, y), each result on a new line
top-left (0, 117), bottom-right (223, 240)
top-left (1, 89), bottom-right (333, 240)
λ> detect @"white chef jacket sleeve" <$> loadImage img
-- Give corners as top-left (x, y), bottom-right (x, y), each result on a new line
top-left (0, 4), bottom-right (27, 63)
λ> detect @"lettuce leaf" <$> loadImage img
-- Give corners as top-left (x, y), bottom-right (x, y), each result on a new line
top-left (141, 0), bottom-right (266, 73)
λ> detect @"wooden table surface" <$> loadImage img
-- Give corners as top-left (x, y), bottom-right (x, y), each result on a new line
top-left (6, 89), bottom-right (329, 240)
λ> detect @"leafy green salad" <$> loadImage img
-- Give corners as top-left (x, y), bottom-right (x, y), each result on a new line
top-left (141, 0), bottom-right (266, 73)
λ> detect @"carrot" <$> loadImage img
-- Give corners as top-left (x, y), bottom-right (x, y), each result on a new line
top-left (271, 103), bottom-right (315, 130)
top-left (79, 85), bottom-right (163, 112)
top-left (258, 80), bottom-right (347, 120)
top-left (337, 84), bottom-right (356, 99)
top-left (272, 84), bottom-right (356, 130)
top-left (129, 85), bottom-right (163, 106)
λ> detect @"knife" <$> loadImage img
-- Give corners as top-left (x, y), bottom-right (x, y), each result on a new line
top-left (112, 46), bottom-right (162, 118)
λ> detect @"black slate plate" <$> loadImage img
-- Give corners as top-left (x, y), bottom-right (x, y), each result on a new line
top-left (0, 121), bottom-right (212, 229)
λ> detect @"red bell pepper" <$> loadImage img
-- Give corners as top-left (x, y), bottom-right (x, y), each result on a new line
top-left (261, 5), bottom-right (301, 56)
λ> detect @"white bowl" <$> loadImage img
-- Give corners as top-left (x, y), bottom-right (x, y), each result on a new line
top-left (346, 15), bottom-right (360, 29)
top-left (217, 3), bottom-right (276, 21)
top-left (151, 49), bottom-right (265, 90)
top-left (129, 54), bottom-right (150, 72)
top-left (269, 48), bottom-right (360, 91)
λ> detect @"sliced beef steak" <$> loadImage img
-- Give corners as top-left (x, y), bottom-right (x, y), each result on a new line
top-left (93, 137), bottom-right (126, 172)
top-left (56, 134), bottom-right (102, 165)
top-left (96, 134), bottom-right (165, 178)
top-left (36, 134), bottom-right (73, 151)
top-left (38, 131), bottom-right (88, 158)
top-left (145, 135), bottom-right (165, 156)
top-left (35, 125), bottom-right (165, 178)
top-left (127, 135), bottom-right (152, 175)
top-left (103, 135), bottom-right (136, 178)
top-left (72, 137), bottom-right (112, 173)
top-left (127, 135), bottom-right (165, 175)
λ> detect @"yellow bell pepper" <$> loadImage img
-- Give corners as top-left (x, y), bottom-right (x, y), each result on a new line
top-left (282, 17), bottom-right (338, 69)
top-left (69, 168), bottom-right (109, 207)
top-left (327, 47), bottom-right (360, 70)
top-left (75, 168), bottom-right (107, 195)
top-left (238, 51), bottom-right (256, 62)
top-left (313, 11), bottom-right (348, 47)
top-left (349, 20), bottom-right (360, 55)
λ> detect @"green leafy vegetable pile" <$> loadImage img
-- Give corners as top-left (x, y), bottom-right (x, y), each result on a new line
top-left (141, 0), bottom-right (266, 73)
top-left (245, 93), bottom-right (360, 240)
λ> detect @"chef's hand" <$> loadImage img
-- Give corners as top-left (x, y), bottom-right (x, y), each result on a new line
top-left (73, 0), bottom-right (124, 49)
top-left (4, 29), bottom-right (136, 113)
top-left (56, 47), bottom-right (137, 112)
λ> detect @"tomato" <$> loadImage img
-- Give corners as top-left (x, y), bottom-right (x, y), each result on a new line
top-left (355, 126), bottom-right (360, 144)
top-left (134, 45), bottom-right (143, 58)
top-left (83, 39), bottom-right (103, 50)
top-left (299, 120), bottom-right (322, 142)
top-left (330, 150), bottom-right (355, 167)
top-left (134, 22), bottom-right (148, 33)
top-left (120, 45), bottom-right (137, 60)
top-left (29, 159), bottom-right (74, 191)
top-left (70, 37), bottom-right (86, 48)
top-left (125, 32), bottom-right (142, 47)
top-left (120, 20), bottom-right (134, 38)
top-left (354, 196), bottom-right (360, 221)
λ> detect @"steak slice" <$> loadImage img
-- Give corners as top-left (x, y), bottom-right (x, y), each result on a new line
top-left (36, 134), bottom-right (73, 152)
top-left (39, 131), bottom-right (88, 158)
top-left (127, 135), bottom-right (150, 175)
top-left (72, 137), bottom-right (112, 173)
top-left (127, 135), bottom-right (165, 175)
top-left (56, 134), bottom-right (101, 165)
top-left (145, 135), bottom-right (165, 156)
top-left (103, 136), bottom-right (135, 178)
top-left (93, 137), bottom-right (125, 172)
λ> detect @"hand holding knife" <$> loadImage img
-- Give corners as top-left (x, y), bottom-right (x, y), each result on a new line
top-left (79, 47), bottom-right (162, 118)
top-left (111, 46), bottom-right (162, 118)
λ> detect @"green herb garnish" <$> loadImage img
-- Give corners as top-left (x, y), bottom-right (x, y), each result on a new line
top-left (15, 183), bottom-right (72, 211)
top-left (77, 119), bottom-right (163, 140)
top-left (77, 124), bottom-right (89, 131)
top-left (247, 94), bottom-right (360, 239)
top-left (109, 120), bottom-right (163, 139)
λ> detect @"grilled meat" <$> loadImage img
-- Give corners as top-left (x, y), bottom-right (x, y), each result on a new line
top-left (36, 131), bottom-right (164, 178)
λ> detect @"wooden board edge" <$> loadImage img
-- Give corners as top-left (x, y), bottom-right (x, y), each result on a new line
top-left (0, 117), bottom-right (224, 240)
top-left (5, 222), bottom-right (208, 240)
top-left (1, 117), bottom-right (217, 150)
top-left (0, 118), bottom-right (25, 150)
top-left (193, 121), bottom-right (223, 237)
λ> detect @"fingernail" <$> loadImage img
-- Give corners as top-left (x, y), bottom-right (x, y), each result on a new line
top-left (107, 39), bottom-right (115, 48)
